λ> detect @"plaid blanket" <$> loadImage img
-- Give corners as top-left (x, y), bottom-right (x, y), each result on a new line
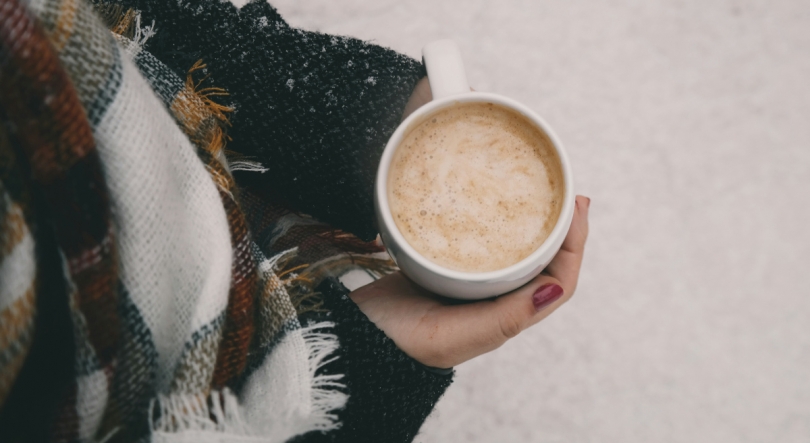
top-left (0, 0), bottom-right (396, 441)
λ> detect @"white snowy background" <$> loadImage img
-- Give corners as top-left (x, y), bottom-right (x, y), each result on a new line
top-left (237, 1), bottom-right (810, 441)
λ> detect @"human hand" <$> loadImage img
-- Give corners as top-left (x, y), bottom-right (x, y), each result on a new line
top-left (350, 195), bottom-right (591, 368)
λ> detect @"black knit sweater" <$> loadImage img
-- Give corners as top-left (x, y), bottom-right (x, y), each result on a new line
top-left (113, 0), bottom-right (423, 241)
top-left (107, 1), bottom-right (453, 442)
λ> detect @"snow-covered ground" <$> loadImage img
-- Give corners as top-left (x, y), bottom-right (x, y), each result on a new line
top-left (248, 1), bottom-right (810, 441)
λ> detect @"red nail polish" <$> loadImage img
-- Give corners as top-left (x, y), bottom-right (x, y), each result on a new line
top-left (532, 284), bottom-right (564, 312)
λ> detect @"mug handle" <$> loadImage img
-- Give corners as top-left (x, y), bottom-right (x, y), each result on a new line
top-left (422, 40), bottom-right (470, 100)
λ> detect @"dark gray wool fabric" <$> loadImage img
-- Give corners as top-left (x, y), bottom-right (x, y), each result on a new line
top-left (297, 279), bottom-right (454, 443)
top-left (110, 0), bottom-right (425, 242)
top-left (103, 0), bottom-right (453, 442)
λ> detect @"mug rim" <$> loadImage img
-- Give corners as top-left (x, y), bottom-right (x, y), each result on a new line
top-left (375, 91), bottom-right (575, 283)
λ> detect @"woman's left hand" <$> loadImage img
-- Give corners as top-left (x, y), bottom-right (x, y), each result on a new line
top-left (349, 195), bottom-right (591, 369)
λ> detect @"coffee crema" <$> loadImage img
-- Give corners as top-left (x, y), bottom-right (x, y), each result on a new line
top-left (387, 102), bottom-right (564, 273)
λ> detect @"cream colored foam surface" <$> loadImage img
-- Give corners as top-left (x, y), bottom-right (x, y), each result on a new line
top-left (388, 103), bottom-right (563, 272)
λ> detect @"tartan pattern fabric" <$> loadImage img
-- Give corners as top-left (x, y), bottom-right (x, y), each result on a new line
top-left (0, 0), bottom-right (400, 441)
top-left (0, 131), bottom-right (37, 408)
top-left (0, 2), bottom-right (121, 441)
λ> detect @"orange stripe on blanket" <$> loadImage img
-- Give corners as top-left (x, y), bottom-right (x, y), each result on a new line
top-left (0, 286), bottom-right (35, 404)
top-left (50, 0), bottom-right (78, 51)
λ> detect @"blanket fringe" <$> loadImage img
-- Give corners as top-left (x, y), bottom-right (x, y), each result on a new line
top-left (106, 8), bottom-right (155, 55)
top-left (228, 159), bottom-right (269, 174)
top-left (148, 321), bottom-right (346, 441)
top-left (296, 322), bottom-right (348, 432)
top-left (149, 389), bottom-right (247, 436)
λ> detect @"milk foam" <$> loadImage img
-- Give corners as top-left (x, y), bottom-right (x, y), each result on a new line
top-left (387, 102), bottom-right (564, 273)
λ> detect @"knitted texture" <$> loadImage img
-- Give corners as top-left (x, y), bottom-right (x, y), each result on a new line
top-left (295, 279), bottom-right (455, 443)
top-left (105, 0), bottom-right (426, 241)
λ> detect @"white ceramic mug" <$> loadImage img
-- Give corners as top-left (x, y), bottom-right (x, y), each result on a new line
top-left (374, 39), bottom-right (575, 300)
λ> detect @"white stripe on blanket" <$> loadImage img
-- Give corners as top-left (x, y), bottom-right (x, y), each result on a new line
top-left (0, 199), bottom-right (35, 313)
top-left (76, 369), bottom-right (110, 440)
top-left (239, 323), bottom-right (346, 440)
top-left (90, 38), bottom-right (347, 441)
top-left (93, 52), bottom-right (233, 392)
top-left (151, 323), bottom-right (346, 443)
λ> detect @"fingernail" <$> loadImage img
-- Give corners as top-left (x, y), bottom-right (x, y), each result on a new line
top-left (584, 197), bottom-right (591, 208)
top-left (532, 284), bottom-right (564, 312)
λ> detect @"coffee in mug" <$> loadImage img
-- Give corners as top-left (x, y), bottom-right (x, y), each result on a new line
top-left (374, 40), bottom-right (574, 299)
top-left (387, 102), bottom-right (564, 273)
